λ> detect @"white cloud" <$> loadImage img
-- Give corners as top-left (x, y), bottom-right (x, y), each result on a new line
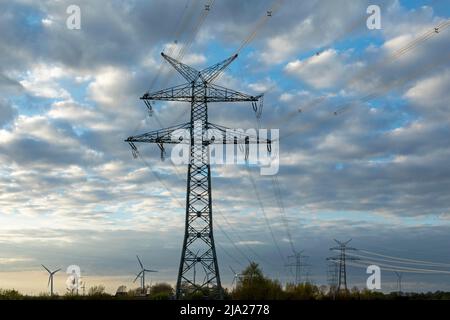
top-left (404, 69), bottom-right (450, 118)
top-left (284, 49), bottom-right (362, 89)
top-left (19, 64), bottom-right (71, 99)
top-left (260, 18), bottom-right (316, 64)
top-left (248, 77), bottom-right (277, 93)
top-left (41, 17), bottom-right (53, 26)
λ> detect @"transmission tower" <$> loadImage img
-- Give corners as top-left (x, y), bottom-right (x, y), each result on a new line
top-left (394, 271), bottom-right (403, 294)
top-left (326, 239), bottom-right (359, 291)
top-left (327, 261), bottom-right (338, 299)
top-left (327, 261), bottom-right (338, 288)
top-left (285, 251), bottom-right (310, 285)
top-left (125, 52), bottom-right (269, 299)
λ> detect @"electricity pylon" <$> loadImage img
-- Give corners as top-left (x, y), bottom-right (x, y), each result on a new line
top-left (327, 261), bottom-right (338, 298)
top-left (327, 239), bottom-right (359, 291)
top-left (285, 251), bottom-right (310, 285)
top-left (394, 271), bottom-right (403, 294)
top-left (125, 52), bottom-right (269, 299)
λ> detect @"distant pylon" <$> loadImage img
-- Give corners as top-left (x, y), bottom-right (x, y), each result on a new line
top-left (394, 271), bottom-right (403, 294)
top-left (327, 262), bottom-right (338, 288)
top-left (285, 251), bottom-right (310, 285)
top-left (326, 239), bottom-right (359, 291)
top-left (326, 261), bottom-right (338, 299)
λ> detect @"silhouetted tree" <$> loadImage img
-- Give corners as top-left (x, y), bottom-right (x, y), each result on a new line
top-left (150, 282), bottom-right (174, 300)
top-left (285, 282), bottom-right (320, 300)
top-left (88, 285), bottom-right (108, 297)
top-left (231, 262), bottom-right (283, 300)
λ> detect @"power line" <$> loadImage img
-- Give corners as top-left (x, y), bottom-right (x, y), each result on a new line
top-left (309, 19), bottom-right (450, 115)
top-left (272, 176), bottom-right (296, 254)
top-left (271, 51), bottom-right (449, 144)
top-left (235, 0), bottom-right (284, 54)
top-left (346, 251), bottom-right (450, 268)
top-left (358, 249), bottom-right (450, 268)
top-left (244, 165), bottom-right (287, 265)
top-left (270, 19), bottom-right (450, 130)
top-left (215, 241), bottom-right (245, 268)
top-left (166, 0), bottom-right (286, 126)
top-left (132, 144), bottom-right (254, 277)
top-left (214, 205), bottom-right (281, 269)
top-left (159, 0), bottom-right (215, 89)
top-left (344, 260), bottom-right (450, 275)
top-left (349, 258), bottom-right (450, 274)
top-left (130, 0), bottom-right (200, 136)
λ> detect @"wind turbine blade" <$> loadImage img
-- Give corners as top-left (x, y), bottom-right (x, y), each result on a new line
top-left (42, 264), bottom-right (50, 273)
top-left (232, 277), bottom-right (236, 286)
top-left (48, 276), bottom-right (51, 287)
top-left (145, 269), bottom-right (158, 272)
top-left (133, 271), bottom-right (143, 283)
top-left (136, 255), bottom-right (144, 269)
top-left (52, 268), bottom-right (61, 274)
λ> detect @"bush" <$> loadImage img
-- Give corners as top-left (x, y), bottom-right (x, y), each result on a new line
top-left (231, 262), bottom-right (284, 300)
top-left (0, 289), bottom-right (23, 300)
top-left (88, 285), bottom-right (110, 298)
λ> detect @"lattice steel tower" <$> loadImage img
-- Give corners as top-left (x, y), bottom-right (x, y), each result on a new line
top-left (126, 53), bottom-right (268, 299)
top-left (327, 239), bottom-right (358, 291)
top-left (285, 251), bottom-right (310, 285)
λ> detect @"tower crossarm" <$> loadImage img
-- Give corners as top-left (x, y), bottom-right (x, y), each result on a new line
top-left (327, 256), bottom-right (361, 262)
top-left (199, 54), bottom-right (238, 84)
top-left (141, 83), bottom-right (193, 102)
top-left (330, 246), bottom-right (358, 251)
top-left (125, 122), bottom-right (191, 144)
top-left (206, 122), bottom-right (272, 145)
top-left (141, 83), bottom-right (262, 103)
top-left (161, 52), bottom-right (201, 83)
top-left (160, 52), bottom-right (238, 85)
top-left (205, 84), bottom-right (262, 102)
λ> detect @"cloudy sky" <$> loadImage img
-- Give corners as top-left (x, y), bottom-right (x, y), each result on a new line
top-left (0, 0), bottom-right (450, 295)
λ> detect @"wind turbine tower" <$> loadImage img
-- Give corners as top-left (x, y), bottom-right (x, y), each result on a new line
top-left (229, 266), bottom-right (243, 290)
top-left (42, 264), bottom-right (61, 296)
top-left (134, 255), bottom-right (158, 295)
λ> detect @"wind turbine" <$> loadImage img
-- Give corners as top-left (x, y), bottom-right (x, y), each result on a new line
top-left (42, 264), bottom-right (61, 296)
top-left (229, 266), bottom-right (243, 289)
top-left (133, 255), bottom-right (157, 295)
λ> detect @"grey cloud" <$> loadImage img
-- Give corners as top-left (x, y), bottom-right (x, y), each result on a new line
top-left (0, 99), bottom-right (18, 126)
top-left (0, 0), bottom-right (449, 293)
